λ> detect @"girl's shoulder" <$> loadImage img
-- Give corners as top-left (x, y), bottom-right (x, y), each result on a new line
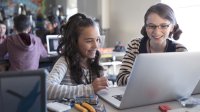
top-left (175, 42), bottom-right (187, 52)
top-left (168, 39), bottom-right (187, 52)
top-left (57, 56), bottom-right (69, 65)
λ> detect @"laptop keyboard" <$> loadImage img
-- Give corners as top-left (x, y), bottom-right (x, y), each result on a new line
top-left (112, 95), bottom-right (123, 101)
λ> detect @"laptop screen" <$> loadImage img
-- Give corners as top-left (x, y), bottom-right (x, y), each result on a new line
top-left (0, 69), bottom-right (47, 112)
top-left (46, 35), bottom-right (61, 54)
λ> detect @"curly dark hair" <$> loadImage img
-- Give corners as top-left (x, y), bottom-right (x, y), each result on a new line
top-left (57, 13), bottom-right (103, 84)
top-left (141, 3), bottom-right (182, 40)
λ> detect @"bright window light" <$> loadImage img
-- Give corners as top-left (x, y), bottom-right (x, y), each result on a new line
top-left (162, 0), bottom-right (200, 51)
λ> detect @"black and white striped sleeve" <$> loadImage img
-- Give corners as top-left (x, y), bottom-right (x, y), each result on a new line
top-left (116, 38), bottom-right (140, 86)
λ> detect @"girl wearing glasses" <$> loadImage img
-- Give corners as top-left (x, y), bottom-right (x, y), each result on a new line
top-left (117, 3), bottom-right (187, 86)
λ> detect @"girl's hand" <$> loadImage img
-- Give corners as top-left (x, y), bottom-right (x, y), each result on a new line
top-left (92, 76), bottom-right (108, 93)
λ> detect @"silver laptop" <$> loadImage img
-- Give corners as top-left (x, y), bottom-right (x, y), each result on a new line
top-left (193, 81), bottom-right (200, 94)
top-left (98, 52), bottom-right (200, 109)
top-left (0, 69), bottom-right (48, 112)
top-left (46, 35), bottom-right (61, 55)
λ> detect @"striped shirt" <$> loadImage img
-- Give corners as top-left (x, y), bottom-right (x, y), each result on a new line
top-left (47, 56), bottom-right (97, 100)
top-left (116, 37), bottom-right (187, 86)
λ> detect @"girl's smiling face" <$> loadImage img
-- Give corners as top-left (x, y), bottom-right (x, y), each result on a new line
top-left (78, 26), bottom-right (100, 59)
top-left (146, 13), bottom-right (174, 45)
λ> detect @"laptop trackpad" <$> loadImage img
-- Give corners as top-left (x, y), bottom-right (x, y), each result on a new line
top-left (110, 86), bottom-right (126, 101)
top-left (112, 95), bottom-right (123, 101)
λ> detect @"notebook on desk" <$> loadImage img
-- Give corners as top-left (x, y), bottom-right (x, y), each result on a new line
top-left (97, 52), bottom-right (200, 109)
top-left (46, 35), bottom-right (61, 55)
top-left (0, 69), bottom-right (48, 112)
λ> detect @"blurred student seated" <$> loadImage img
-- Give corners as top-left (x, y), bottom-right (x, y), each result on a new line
top-left (113, 41), bottom-right (126, 52)
top-left (38, 15), bottom-right (60, 48)
top-left (0, 14), bottom-right (48, 71)
top-left (0, 20), bottom-right (8, 71)
top-left (0, 20), bottom-right (7, 44)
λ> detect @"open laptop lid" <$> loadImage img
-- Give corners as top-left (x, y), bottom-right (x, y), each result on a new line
top-left (98, 52), bottom-right (200, 109)
top-left (0, 69), bottom-right (48, 112)
top-left (46, 35), bottom-right (61, 55)
top-left (119, 52), bottom-right (200, 109)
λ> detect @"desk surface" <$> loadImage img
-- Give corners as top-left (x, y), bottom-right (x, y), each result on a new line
top-left (0, 55), bottom-right (59, 71)
top-left (0, 55), bottom-right (58, 63)
top-left (68, 94), bottom-right (200, 112)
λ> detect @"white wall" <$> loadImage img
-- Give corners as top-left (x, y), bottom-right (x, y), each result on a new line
top-left (107, 0), bottom-right (160, 47)
top-left (77, 0), bottom-right (100, 19)
top-left (162, 0), bottom-right (200, 51)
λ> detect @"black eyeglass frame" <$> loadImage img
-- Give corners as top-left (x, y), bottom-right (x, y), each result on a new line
top-left (145, 23), bottom-right (171, 30)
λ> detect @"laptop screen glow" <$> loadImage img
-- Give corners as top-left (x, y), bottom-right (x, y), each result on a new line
top-left (46, 35), bottom-right (61, 54)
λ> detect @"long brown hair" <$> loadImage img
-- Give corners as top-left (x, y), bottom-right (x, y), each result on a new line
top-left (57, 13), bottom-right (103, 84)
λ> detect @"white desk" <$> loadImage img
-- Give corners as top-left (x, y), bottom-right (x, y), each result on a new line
top-left (69, 94), bottom-right (200, 112)
top-left (101, 52), bottom-right (125, 75)
top-left (99, 94), bottom-right (200, 112)
top-left (99, 98), bottom-right (179, 112)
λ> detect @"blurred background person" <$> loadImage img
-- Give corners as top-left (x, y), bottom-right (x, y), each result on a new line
top-left (0, 20), bottom-right (7, 44)
top-left (0, 14), bottom-right (48, 71)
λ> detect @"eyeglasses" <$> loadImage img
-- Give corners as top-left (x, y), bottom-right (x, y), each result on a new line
top-left (146, 24), bottom-right (171, 30)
